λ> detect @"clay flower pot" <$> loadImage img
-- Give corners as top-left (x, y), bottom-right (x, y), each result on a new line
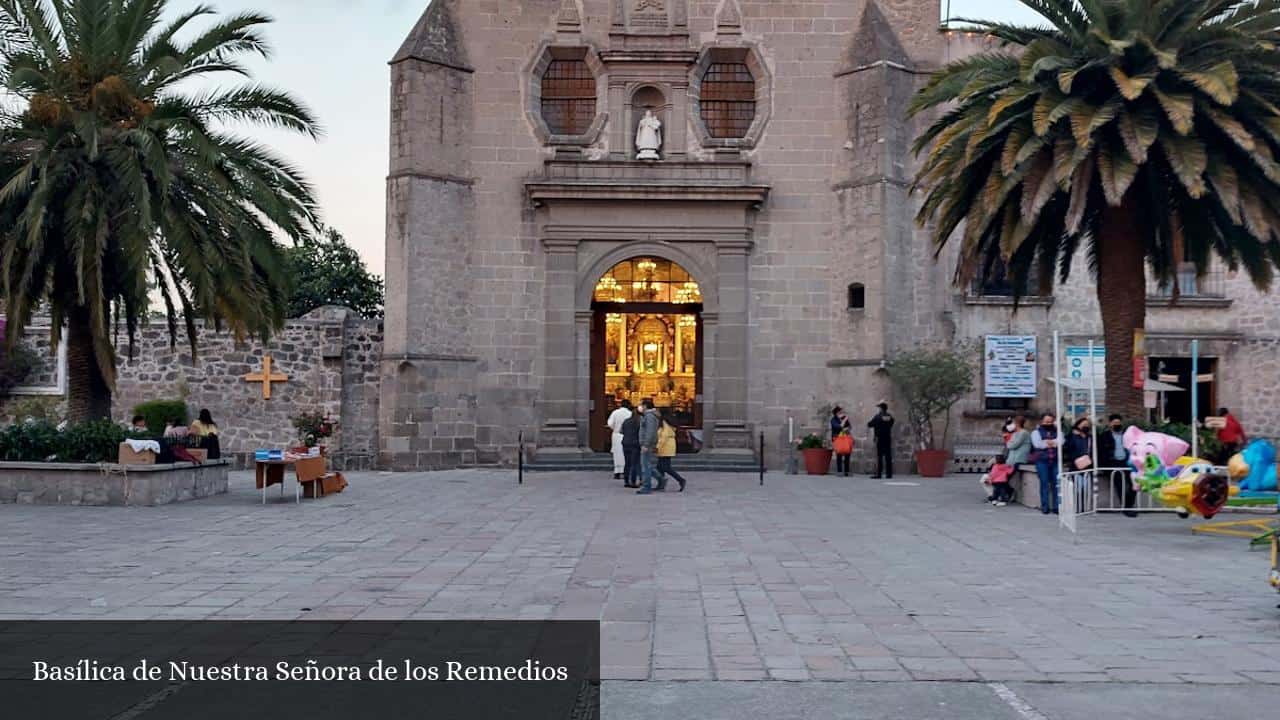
top-left (802, 448), bottom-right (833, 475)
top-left (915, 449), bottom-right (950, 478)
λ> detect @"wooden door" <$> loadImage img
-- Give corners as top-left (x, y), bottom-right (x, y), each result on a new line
top-left (588, 310), bottom-right (610, 452)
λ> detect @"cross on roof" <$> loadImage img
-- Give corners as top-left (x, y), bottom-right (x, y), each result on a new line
top-left (244, 355), bottom-right (289, 400)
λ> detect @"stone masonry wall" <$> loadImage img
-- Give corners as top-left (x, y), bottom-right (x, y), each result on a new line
top-left (111, 307), bottom-right (381, 469)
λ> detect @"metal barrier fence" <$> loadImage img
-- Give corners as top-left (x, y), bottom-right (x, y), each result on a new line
top-left (1061, 465), bottom-right (1236, 534)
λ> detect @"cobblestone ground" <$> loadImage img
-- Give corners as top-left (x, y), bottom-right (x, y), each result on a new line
top-left (1, 470), bottom-right (1278, 688)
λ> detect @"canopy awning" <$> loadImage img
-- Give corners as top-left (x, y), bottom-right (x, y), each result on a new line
top-left (1044, 377), bottom-right (1184, 392)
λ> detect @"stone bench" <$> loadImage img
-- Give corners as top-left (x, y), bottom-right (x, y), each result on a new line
top-left (0, 460), bottom-right (230, 506)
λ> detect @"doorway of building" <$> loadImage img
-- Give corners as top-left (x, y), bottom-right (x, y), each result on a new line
top-left (1149, 356), bottom-right (1217, 425)
top-left (588, 257), bottom-right (704, 453)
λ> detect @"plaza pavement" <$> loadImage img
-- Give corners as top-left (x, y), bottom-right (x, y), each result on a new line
top-left (2, 469), bottom-right (1279, 718)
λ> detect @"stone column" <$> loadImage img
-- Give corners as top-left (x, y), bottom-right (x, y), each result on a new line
top-left (710, 240), bottom-right (752, 451)
top-left (540, 239), bottom-right (581, 450)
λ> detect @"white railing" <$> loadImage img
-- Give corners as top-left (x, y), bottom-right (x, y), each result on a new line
top-left (1063, 465), bottom-right (1238, 534)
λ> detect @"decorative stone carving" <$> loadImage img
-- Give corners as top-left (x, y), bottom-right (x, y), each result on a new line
top-left (636, 109), bottom-right (663, 160)
top-left (635, 0), bottom-right (664, 11)
top-left (557, 0), bottom-right (581, 29)
top-left (716, 0), bottom-right (742, 34)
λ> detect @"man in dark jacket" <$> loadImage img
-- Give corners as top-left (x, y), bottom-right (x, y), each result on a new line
top-left (1098, 414), bottom-right (1137, 517)
top-left (621, 408), bottom-right (642, 488)
top-left (637, 399), bottom-right (661, 495)
top-left (868, 401), bottom-right (895, 479)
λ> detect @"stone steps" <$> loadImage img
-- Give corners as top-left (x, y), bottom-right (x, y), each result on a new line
top-left (524, 452), bottom-right (759, 474)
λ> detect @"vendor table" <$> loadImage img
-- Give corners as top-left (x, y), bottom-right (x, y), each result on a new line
top-left (255, 459), bottom-right (301, 505)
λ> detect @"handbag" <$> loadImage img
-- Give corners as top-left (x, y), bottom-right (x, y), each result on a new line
top-left (1073, 455), bottom-right (1093, 470)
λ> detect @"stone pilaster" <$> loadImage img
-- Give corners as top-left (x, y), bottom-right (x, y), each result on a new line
top-left (539, 239), bottom-right (582, 451)
top-left (710, 240), bottom-right (752, 452)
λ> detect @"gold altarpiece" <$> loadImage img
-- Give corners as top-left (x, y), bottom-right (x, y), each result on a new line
top-left (589, 257), bottom-right (703, 451)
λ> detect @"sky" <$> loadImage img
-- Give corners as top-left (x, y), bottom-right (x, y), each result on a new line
top-left (166, 0), bottom-right (1044, 273)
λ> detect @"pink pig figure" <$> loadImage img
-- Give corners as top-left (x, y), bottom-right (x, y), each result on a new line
top-left (1122, 426), bottom-right (1190, 471)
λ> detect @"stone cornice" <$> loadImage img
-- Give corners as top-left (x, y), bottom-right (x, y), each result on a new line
top-left (526, 160), bottom-right (769, 207)
top-left (542, 225), bottom-right (751, 244)
top-left (382, 353), bottom-right (479, 363)
top-left (388, 171), bottom-right (476, 186)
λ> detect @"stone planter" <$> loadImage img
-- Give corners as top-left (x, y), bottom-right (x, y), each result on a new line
top-left (802, 448), bottom-right (833, 475)
top-left (0, 460), bottom-right (230, 507)
top-left (915, 450), bottom-right (950, 478)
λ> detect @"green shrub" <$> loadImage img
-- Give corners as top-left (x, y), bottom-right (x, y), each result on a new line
top-left (0, 421), bottom-right (61, 462)
top-left (133, 399), bottom-right (189, 433)
top-left (55, 420), bottom-right (128, 464)
top-left (796, 433), bottom-right (826, 450)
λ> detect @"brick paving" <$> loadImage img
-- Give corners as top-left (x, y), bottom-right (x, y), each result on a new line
top-left (1, 470), bottom-right (1278, 684)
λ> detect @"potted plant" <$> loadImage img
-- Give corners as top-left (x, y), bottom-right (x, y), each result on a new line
top-left (886, 348), bottom-right (976, 477)
top-left (291, 411), bottom-right (338, 454)
top-left (796, 433), bottom-right (832, 475)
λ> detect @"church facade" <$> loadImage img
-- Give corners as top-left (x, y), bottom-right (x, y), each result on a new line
top-left (379, 0), bottom-right (1280, 471)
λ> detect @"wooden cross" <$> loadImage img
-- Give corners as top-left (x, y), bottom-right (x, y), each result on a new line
top-left (244, 355), bottom-right (289, 400)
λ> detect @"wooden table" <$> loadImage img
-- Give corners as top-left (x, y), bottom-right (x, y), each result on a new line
top-left (255, 459), bottom-right (300, 505)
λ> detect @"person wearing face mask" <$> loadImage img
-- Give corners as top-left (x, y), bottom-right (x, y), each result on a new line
top-left (1030, 414), bottom-right (1061, 514)
top-left (1098, 414), bottom-right (1137, 517)
top-left (1063, 417), bottom-right (1094, 472)
top-left (1005, 415), bottom-right (1031, 467)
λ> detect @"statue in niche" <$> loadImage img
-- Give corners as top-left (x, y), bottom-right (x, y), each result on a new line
top-left (636, 109), bottom-right (662, 160)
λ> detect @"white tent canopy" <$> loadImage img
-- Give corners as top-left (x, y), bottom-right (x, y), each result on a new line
top-left (1043, 377), bottom-right (1184, 393)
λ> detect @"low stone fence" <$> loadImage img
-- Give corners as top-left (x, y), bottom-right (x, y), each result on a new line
top-left (0, 460), bottom-right (230, 506)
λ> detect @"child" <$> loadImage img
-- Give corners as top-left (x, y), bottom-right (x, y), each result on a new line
top-left (833, 430), bottom-right (855, 477)
top-left (982, 455), bottom-right (1015, 506)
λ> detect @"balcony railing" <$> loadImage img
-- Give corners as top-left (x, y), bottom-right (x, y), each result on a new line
top-left (1147, 264), bottom-right (1227, 299)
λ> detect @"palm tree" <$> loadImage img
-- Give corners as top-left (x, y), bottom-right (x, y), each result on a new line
top-left (910, 0), bottom-right (1280, 417)
top-left (0, 0), bottom-right (319, 422)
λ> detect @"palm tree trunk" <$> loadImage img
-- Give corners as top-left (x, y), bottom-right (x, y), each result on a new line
top-left (1096, 200), bottom-right (1147, 420)
top-left (64, 306), bottom-right (112, 423)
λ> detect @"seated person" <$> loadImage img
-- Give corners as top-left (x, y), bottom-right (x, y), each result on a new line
top-left (188, 409), bottom-right (221, 460)
top-left (163, 418), bottom-right (189, 440)
top-left (130, 415), bottom-right (147, 432)
top-left (982, 455), bottom-right (1015, 507)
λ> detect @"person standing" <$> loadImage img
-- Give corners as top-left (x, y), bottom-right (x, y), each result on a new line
top-left (607, 400), bottom-right (634, 481)
top-left (830, 406), bottom-right (851, 441)
top-left (636, 399), bottom-right (661, 495)
top-left (868, 401), bottom-right (895, 479)
top-left (621, 406), bottom-right (642, 488)
top-left (1031, 414), bottom-right (1061, 514)
top-left (1216, 407), bottom-right (1246, 463)
top-left (1098, 414), bottom-right (1136, 517)
top-left (833, 431), bottom-right (855, 477)
top-left (1063, 417), bottom-right (1094, 471)
top-left (654, 410), bottom-right (688, 492)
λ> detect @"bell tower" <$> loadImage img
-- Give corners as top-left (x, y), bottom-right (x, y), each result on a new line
top-left (380, 0), bottom-right (480, 470)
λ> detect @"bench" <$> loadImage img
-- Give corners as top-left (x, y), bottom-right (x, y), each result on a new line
top-left (295, 456), bottom-right (348, 499)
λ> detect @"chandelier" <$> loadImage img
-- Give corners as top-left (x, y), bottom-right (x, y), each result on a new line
top-left (674, 282), bottom-right (702, 304)
top-left (595, 276), bottom-right (625, 302)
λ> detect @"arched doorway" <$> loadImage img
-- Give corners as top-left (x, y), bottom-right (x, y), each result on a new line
top-left (589, 256), bottom-right (704, 452)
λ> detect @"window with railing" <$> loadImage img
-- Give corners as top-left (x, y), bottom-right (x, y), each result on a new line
top-left (700, 62), bottom-right (755, 139)
top-left (968, 258), bottom-right (1044, 298)
top-left (1147, 264), bottom-right (1226, 299)
top-left (541, 58), bottom-right (596, 136)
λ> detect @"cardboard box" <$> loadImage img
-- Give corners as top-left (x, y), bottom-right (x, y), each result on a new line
top-left (118, 443), bottom-right (156, 466)
top-left (302, 472), bottom-right (348, 499)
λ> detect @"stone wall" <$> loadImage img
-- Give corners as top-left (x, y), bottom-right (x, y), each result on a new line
top-left (110, 307), bottom-right (382, 469)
